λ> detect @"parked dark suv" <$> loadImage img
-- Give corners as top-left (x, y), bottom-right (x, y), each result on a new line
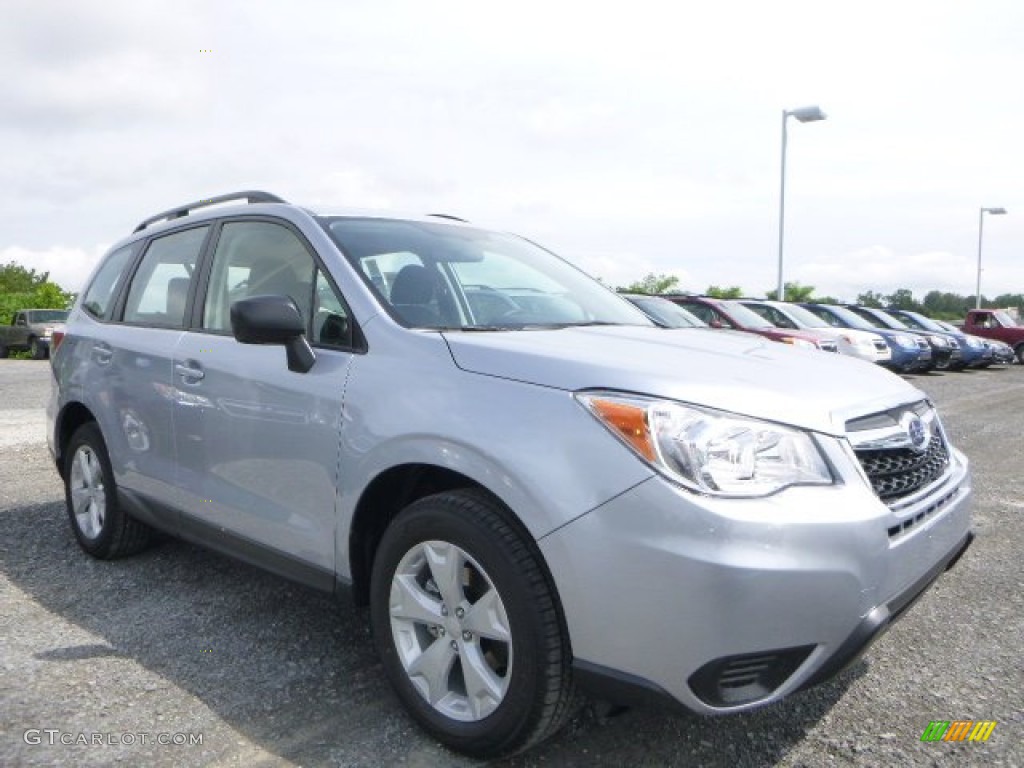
top-left (885, 309), bottom-right (989, 369)
top-left (843, 305), bottom-right (959, 370)
top-left (620, 293), bottom-right (706, 328)
top-left (801, 303), bottom-right (930, 373)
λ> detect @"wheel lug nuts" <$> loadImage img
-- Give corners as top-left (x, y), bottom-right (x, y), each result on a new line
top-left (462, 630), bottom-right (472, 641)
top-left (441, 605), bottom-right (448, 616)
top-left (438, 626), bottom-right (445, 636)
top-left (455, 607), bottom-right (464, 619)
top-left (450, 640), bottom-right (458, 651)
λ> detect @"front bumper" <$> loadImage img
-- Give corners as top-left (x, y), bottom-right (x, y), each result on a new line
top-left (882, 345), bottom-right (921, 372)
top-left (540, 444), bottom-right (972, 714)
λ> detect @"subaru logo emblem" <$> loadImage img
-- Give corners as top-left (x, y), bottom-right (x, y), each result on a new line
top-left (901, 413), bottom-right (930, 453)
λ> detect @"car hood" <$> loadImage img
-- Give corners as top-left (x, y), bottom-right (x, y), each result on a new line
top-left (786, 327), bottom-right (840, 341)
top-left (442, 326), bottom-right (921, 436)
top-left (829, 327), bottom-right (885, 343)
top-left (749, 326), bottom-right (823, 342)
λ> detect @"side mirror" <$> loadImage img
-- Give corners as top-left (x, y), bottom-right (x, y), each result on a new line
top-left (708, 318), bottom-right (723, 329)
top-left (231, 295), bottom-right (316, 373)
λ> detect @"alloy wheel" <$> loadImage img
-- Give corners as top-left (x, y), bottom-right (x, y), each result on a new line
top-left (69, 445), bottom-right (106, 539)
top-left (388, 539), bottom-right (513, 721)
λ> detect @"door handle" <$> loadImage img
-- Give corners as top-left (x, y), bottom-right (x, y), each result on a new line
top-left (175, 361), bottom-right (205, 382)
top-left (93, 343), bottom-right (113, 365)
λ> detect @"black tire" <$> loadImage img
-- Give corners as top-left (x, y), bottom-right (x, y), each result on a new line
top-left (29, 337), bottom-right (46, 360)
top-left (1016, 344), bottom-right (1024, 365)
top-left (369, 489), bottom-right (574, 758)
top-left (64, 422), bottom-right (153, 558)
top-left (0, 343), bottom-right (8, 358)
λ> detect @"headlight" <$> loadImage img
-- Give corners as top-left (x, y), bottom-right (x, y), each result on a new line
top-left (967, 337), bottom-right (983, 348)
top-left (781, 337), bottom-right (817, 349)
top-left (929, 335), bottom-right (948, 347)
top-left (576, 392), bottom-right (833, 497)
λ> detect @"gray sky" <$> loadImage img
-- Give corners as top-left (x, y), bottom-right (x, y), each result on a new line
top-left (3, 0), bottom-right (1022, 301)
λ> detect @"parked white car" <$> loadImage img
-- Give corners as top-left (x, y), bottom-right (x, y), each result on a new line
top-left (741, 300), bottom-right (892, 365)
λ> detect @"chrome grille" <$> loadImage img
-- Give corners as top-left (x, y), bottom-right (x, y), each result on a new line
top-left (856, 437), bottom-right (949, 501)
top-left (847, 402), bottom-right (951, 504)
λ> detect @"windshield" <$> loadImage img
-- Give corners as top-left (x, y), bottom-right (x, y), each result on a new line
top-left (897, 313), bottom-right (942, 333)
top-left (719, 300), bottom-right (776, 328)
top-left (320, 218), bottom-right (652, 330)
top-left (27, 310), bottom-right (68, 323)
top-left (994, 310), bottom-right (1018, 327)
top-left (806, 304), bottom-right (876, 330)
top-left (852, 307), bottom-right (909, 330)
top-left (626, 296), bottom-right (704, 328)
top-left (774, 303), bottom-right (831, 328)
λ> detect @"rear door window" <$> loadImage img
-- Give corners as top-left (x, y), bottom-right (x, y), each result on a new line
top-left (123, 227), bottom-right (209, 327)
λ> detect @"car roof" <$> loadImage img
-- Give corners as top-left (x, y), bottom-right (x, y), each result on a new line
top-left (125, 190), bottom-right (476, 242)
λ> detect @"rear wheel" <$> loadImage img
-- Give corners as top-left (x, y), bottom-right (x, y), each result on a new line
top-left (0, 343), bottom-right (8, 358)
top-left (369, 489), bottom-right (574, 758)
top-left (64, 422), bottom-right (153, 558)
top-left (30, 337), bottom-right (46, 360)
top-left (1016, 344), bottom-right (1024, 365)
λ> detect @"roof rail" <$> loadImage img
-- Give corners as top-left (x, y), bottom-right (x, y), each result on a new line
top-left (133, 190), bottom-right (287, 232)
top-left (427, 213), bottom-right (469, 223)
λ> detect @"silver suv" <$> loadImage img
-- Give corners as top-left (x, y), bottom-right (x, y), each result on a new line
top-left (48, 191), bottom-right (973, 758)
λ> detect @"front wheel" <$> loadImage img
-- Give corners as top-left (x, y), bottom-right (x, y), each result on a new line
top-left (1016, 344), bottom-right (1024, 365)
top-left (370, 490), bottom-right (574, 758)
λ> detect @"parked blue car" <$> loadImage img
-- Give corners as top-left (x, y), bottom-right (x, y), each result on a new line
top-left (842, 305), bottom-right (961, 371)
top-left (885, 309), bottom-right (988, 369)
top-left (800, 303), bottom-right (928, 373)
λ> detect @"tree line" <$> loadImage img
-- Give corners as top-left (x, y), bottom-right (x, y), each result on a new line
top-left (0, 262), bottom-right (76, 325)
top-left (615, 273), bottom-right (1024, 320)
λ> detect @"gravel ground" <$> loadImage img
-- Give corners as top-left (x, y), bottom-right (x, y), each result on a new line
top-left (1, 358), bottom-right (1021, 767)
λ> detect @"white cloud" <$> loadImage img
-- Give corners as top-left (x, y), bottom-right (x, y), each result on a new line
top-left (1, 245), bottom-right (107, 293)
top-left (799, 246), bottom-right (1024, 302)
top-left (2, 0), bottom-right (1023, 303)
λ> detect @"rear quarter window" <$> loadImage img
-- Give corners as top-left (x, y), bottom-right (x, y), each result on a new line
top-left (81, 244), bottom-right (137, 320)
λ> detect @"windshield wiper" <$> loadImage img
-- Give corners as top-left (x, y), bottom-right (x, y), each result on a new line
top-left (443, 321), bottom-right (632, 332)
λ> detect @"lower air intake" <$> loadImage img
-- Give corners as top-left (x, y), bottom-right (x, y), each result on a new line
top-left (688, 646), bottom-right (815, 707)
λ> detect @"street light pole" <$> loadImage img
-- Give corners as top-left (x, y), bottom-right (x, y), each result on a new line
top-left (975, 206), bottom-right (1007, 309)
top-left (777, 105), bottom-right (826, 302)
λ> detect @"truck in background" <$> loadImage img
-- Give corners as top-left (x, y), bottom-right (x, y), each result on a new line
top-left (0, 309), bottom-right (69, 359)
top-left (960, 309), bottom-right (1024, 364)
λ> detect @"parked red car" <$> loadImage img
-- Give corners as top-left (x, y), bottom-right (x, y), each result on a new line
top-left (664, 295), bottom-right (838, 352)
